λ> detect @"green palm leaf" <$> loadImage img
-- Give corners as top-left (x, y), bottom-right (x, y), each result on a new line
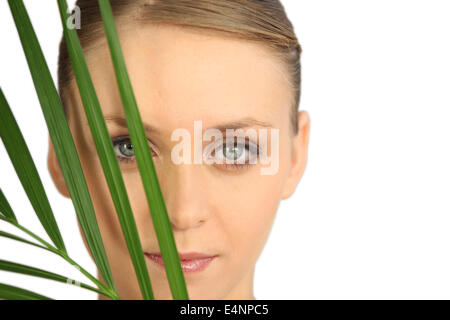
top-left (0, 283), bottom-right (52, 300)
top-left (7, 0), bottom-right (115, 293)
top-left (0, 187), bottom-right (17, 223)
top-left (0, 88), bottom-right (65, 251)
top-left (56, 0), bottom-right (153, 299)
top-left (0, 259), bottom-right (104, 296)
top-left (98, 0), bottom-right (189, 300)
top-left (0, 229), bottom-right (48, 252)
top-left (0, 218), bottom-right (116, 299)
top-left (0, 189), bottom-right (115, 299)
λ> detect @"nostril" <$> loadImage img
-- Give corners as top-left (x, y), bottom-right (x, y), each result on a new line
top-left (169, 212), bottom-right (207, 231)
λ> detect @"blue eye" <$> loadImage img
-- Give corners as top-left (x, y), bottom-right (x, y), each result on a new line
top-left (223, 143), bottom-right (244, 161)
top-left (118, 141), bottom-right (135, 157)
top-left (112, 136), bottom-right (156, 163)
top-left (209, 138), bottom-right (259, 170)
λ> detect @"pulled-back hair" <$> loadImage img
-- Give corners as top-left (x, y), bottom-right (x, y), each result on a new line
top-left (58, 0), bottom-right (302, 133)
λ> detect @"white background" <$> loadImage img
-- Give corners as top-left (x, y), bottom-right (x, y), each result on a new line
top-left (1, 0), bottom-right (450, 299)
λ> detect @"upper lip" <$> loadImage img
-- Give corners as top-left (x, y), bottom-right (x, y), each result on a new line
top-left (145, 252), bottom-right (217, 260)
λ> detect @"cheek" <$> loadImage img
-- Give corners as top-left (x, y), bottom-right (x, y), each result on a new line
top-left (121, 170), bottom-right (155, 237)
top-left (71, 120), bottom-right (127, 247)
top-left (215, 141), bottom-right (291, 262)
top-left (79, 153), bottom-right (123, 237)
top-left (217, 170), bottom-right (287, 263)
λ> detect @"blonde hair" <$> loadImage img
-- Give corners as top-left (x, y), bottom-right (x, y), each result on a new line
top-left (58, 0), bottom-right (302, 133)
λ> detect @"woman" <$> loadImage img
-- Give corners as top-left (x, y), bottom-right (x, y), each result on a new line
top-left (47, 0), bottom-right (310, 300)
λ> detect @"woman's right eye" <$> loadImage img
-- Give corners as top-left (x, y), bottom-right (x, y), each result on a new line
top-left (112, 136), bottom-right (156, 164)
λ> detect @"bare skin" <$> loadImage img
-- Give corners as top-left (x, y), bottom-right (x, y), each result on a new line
top-left (48, 23), bottom-right (310, 300)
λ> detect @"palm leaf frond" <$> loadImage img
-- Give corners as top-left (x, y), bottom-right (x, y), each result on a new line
top-left (0, 89), bottom-right (65, 251)
top-left (0, 188), bottom-right (17, 223)
top-left (98, 0), bottom-right (189, 299)
top-left (56, 0), bottom-right (154, 300)
top-left (0, 259), bottom-right (105, 296)
top-left (7, 0), bottom-right (116, 294)
top-left (0, 283), bottom-right (52, 300)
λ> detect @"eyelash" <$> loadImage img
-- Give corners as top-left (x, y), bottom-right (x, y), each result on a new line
top-left (111, 136), bottom-right (259, 171)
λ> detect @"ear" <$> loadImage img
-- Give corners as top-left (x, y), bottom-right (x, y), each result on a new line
top-left (47, 135), bottom-right (70, 198)
top-left (281, 110), bottom-right (311, 199)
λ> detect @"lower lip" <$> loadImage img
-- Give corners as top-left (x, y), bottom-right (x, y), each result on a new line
top-left (145, 254), bottom-right (216, 273)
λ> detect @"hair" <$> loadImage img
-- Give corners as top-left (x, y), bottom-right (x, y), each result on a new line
top-left (58, 0), bottom-right (302, 133)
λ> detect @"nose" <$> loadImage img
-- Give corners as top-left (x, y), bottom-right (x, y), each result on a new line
top-left (162, 163), bottom-right (210, 231)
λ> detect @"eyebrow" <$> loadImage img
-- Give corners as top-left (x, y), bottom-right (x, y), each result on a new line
top-left (104, 116), bottom-right (159, 133)
top-left (212, 119), bottom-right (273, 131)
top-left (103, 116), bottom-right (273, 133)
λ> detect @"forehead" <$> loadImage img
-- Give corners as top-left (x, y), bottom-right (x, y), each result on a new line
top-left (78, 23), bottom-right (293, 133)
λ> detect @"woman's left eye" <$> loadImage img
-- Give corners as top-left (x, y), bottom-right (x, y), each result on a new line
top-left (208, 139), bottom-right (259, 170)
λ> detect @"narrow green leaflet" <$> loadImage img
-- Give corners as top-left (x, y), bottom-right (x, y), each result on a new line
top-left (56, 0), bottom-right (154, 299)
top-left (7, 0), bottom-right (116, 293)
top-left (98, 0), bottom-right (189, 299)
top-left (0, 188), bottom-right (16, 223)
top-left (0, 229), bottom-right (48, 252)
top-left (0, 283), bottom-right (52, 300)
top-left (0, 89), bottom-right (65, 251)
top-left (0, 259), bottom-right (104, 296)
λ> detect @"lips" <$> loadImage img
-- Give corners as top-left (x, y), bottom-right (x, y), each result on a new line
top-left (144, 252), bottom-right (217, 273)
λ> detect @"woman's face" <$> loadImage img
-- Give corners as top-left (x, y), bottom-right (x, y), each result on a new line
top-left (48, 23), bottom-right (310, 299)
